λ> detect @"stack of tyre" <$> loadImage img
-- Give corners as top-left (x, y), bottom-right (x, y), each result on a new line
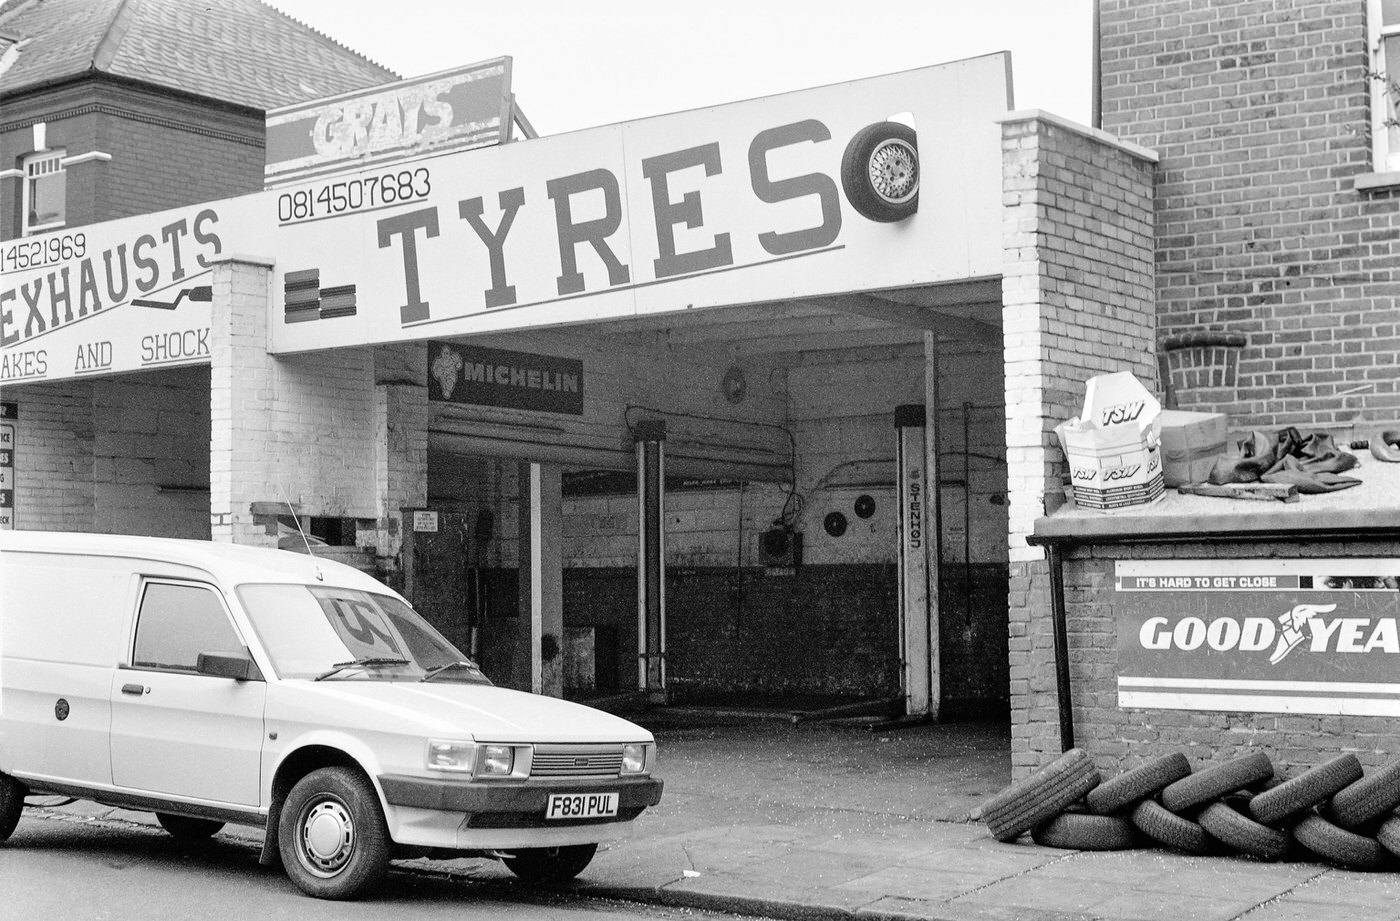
top-left (980, 748), bottom-right (1400, 870)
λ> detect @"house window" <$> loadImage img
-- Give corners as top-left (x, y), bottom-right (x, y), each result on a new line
top-left (22, 149), bottom-right (65, 235)
top-left (1371, 0), bottom-right (1400, 172)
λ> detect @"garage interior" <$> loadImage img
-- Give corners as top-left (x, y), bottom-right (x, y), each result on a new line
top-left (407, 280), bottom-right (1011, 720)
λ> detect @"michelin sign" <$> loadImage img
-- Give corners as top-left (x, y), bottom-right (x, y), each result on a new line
top-left (1, 55), bottom-right (1009, 384)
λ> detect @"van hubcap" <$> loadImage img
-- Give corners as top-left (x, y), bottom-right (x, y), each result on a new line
top-left (301, 799), bottom-right (354, 874)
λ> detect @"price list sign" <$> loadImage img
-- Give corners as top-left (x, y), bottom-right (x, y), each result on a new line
top-left (0, 402), bottom-right (15, 529)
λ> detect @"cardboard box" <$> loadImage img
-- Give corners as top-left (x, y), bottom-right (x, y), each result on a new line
top-left (1157, 410), bottom-right (1228, 487)
top-left (1054, 372), bottom-right (1165, 512)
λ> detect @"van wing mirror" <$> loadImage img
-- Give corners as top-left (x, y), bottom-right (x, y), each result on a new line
top-left (196, 649), bottom-right (263, 682)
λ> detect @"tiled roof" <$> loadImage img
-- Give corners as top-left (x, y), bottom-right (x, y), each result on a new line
top-left (0, 0), bottom-right (399, 109)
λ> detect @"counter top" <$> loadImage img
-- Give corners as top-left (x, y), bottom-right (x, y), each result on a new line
top-left (1031, 450), bottom-right (1400, 544)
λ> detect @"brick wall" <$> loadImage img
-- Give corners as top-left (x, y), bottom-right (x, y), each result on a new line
top-left (1, 80), bottom-right (264, 240)
top-left (1058, 540), bottom-right (1400, 776)
top-left (1100, 0), bottom-right (1400, 432)
top-left (1000, 113), bottom-right (1159, 772)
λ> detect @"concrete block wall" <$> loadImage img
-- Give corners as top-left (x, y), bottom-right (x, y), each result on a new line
top-left (5, 380), bottom-right (95, 531)
top-left (5, 366), bottom-right (208, 537)
top-left (91, 366), bottom-right (210, 538)
top-left (1100, 0), bottom-right (1400, 432)
top-left (1059, 540), bottom-right (1400, 776)
top-left (1000, 113), bottom-right (1159, 773)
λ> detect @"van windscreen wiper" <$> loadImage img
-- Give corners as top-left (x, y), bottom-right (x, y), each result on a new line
top-left (314, 656), bottom-right (411, 681)
top-left (420, 660), bottom-right (486, 683)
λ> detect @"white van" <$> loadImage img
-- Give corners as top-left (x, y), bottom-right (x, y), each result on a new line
top-left (0, 531), bottom-right (662, 899)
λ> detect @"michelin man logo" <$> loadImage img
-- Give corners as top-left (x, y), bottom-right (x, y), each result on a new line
top-left (431, 345), bottom-right (463, 400)
top-left (1268, 603), bottom-right (1338, 665)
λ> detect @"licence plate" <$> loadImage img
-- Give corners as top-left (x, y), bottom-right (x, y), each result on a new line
top-left (546, 791), bottom-right (619, 820)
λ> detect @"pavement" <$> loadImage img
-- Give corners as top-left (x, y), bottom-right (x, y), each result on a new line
top-left (23, 709), bottom-right (1400, 920)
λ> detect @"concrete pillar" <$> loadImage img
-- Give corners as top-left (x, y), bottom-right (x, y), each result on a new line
top-left (517, 461), bottom-right (563, 696)
top-left (634, 420), bottom-right (666, 702)
top-left (372, 380), bottom-right (428, 567)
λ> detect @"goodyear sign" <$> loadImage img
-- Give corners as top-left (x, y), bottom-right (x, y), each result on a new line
top-left (1117, 559), bottom-right (1400, 716)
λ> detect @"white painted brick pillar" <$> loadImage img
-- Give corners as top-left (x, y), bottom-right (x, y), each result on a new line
top-left (998, 112), bottom-right (1159, 773)
top-left (209, 256), bottom-right (278, 547)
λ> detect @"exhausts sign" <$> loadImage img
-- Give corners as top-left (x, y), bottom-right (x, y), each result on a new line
top-left (1116, 559), bottom-right (1400, 716)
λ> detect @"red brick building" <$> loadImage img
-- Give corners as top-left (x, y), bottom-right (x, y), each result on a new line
top-left (1015, 1), bottom-right (1400, 779)
top-left (0, 0), bottom-right (397, 238)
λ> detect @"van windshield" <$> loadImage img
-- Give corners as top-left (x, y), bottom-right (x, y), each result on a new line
top-left (237, 584), bottom-right (490, 683)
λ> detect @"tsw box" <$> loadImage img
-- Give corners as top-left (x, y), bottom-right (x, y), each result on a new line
top-left (1054, 372), bottom-right (1165, 512)
top-left (1157, 409), bottom-right (1228, 487)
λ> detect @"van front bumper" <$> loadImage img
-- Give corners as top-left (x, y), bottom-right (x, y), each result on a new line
top-left (378, 774), bottom-right (663, 828)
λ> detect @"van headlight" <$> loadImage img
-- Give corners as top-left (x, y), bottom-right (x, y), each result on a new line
top-left (478, 743), bottom-right (515, 776)
top-left (425, 739), bottom-right (474, 773)
top-left (622, 742), bottom-right (655, 775)
top-left (426, 741), bottom-right (530, 777)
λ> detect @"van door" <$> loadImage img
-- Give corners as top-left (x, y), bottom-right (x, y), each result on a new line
top-left (109, 580), bottom-right (265, 806)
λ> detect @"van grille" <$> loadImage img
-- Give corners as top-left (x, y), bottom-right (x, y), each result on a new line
top-left (530, 744), bottom-right (623, 778)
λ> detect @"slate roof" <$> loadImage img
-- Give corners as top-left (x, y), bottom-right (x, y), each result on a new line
top-left (0, 0), bottom-right (399, 109)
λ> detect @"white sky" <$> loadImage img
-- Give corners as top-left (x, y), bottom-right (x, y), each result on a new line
top-left (264, 0), bottom-right (1094, 136)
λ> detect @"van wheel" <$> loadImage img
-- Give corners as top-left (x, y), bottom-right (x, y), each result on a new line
top-left (0, 773), bottom-right (25, 841)
top-left (156, 812), bottom-right (224, 840)
top-left (278, 767), bottom-right (390, 900)
top-left (502, 843), bottom-right (597, 884)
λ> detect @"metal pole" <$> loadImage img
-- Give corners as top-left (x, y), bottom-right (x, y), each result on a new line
top-left (1047, 543), bottom-right (1075, 751)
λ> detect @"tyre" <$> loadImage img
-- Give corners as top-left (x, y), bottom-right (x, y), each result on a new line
top-left (278, 767), bottom-right (391, 900)
top-left (840, 121), bottom-right (919, 223)
top-left (1248, 754), bottom-right (1362, 827)
top-left (502, 844), bottom-right (598, 884)
top-left (1086, 753), bottom-right (1191, 815)
top-left (1378, 814), bottom-right (1400, 859)
top-left (1197, 801), bottom-right (1291, 861)
top-left (156, 812), bottom-right (225, 840)
top-left (1031, 812), bottom-right (1138, 850)
top-left (1328, 759), bottom-right (1400, 829)
top-left (0, 772), bottom-right (25, 842)
top-left (981, 748), bottom-right (1101, 842)
top-left (1129, 799), bottom-right (1212, 855)
top-left (1160, 751), bottom-right (1274, 814)
top-left (1292, 813), bottom-right (1389, 871)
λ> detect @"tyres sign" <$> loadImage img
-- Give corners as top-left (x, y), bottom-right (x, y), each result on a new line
top-left (0, 401), bottom-right (15, 529)
top-left (269, 55), bottom-right (1010, 354)
top-left (1116, 559), bottom-right (1400, 716)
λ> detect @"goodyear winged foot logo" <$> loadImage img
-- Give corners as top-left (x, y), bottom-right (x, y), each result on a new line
top-left (1268, 603), bottom-right (1337, 665)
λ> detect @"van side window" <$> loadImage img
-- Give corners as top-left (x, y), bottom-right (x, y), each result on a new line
top-left (132, 582), bottom-right (242, 672)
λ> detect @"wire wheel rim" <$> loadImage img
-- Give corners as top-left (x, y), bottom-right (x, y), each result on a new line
top-left (298, 796), bottom-right (356, 877)
top-left (867, 139), bottom-right (918, 204)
